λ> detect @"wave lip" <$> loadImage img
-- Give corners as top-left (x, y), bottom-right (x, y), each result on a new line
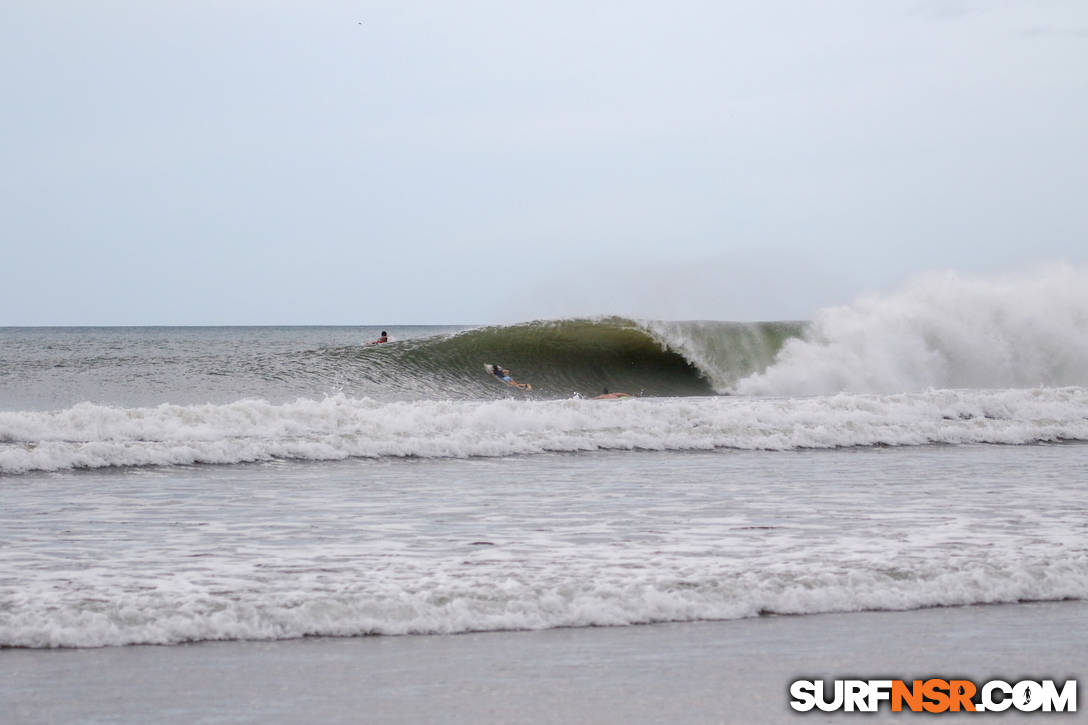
top-left (2, 387), bottom-right (1087, 474)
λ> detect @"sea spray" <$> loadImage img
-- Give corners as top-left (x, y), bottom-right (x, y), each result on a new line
top-left (735, 265), bottom-right (1088, 395)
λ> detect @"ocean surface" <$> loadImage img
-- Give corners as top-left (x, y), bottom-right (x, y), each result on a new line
top-left (2, 269), bottom-right (1088, 649)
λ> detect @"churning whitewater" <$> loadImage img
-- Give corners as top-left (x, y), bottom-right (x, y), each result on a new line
top-left (2, 388), bottom-right (1088, 474)
top-left (2, 267), bottom-right (1088, 474)
top-left (4, 441), bottom-right (1088, 649)
top-left (3, 267), bottom-right (1088, 649)
top-left (736, 266), bottom-right (1088, 395)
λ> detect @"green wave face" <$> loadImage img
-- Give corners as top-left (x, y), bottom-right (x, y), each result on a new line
top-left (312, 317), bottom-right (805, 400)
top-left (639, 319), bottom-right (805, 392)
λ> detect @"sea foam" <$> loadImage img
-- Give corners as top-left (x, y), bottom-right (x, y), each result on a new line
top-left (734, 265), bottom-right (1088, 395)
top-left (2, 387), bottom-right (1087, 474)
top-left (4, 545), bottom-right (1085, 648)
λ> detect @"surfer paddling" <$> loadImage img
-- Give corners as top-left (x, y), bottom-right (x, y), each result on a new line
top-left (488, 363), bottom-right (531, 391)
top-left (367, 330), bottom-right (388, 345)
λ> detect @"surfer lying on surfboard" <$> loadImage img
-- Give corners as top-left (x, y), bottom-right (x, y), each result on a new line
top-left (486, 363), bottom-right (531, 391)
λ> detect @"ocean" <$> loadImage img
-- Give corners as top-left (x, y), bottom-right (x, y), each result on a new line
top-left (2, 270), bottom-right (1087, 722)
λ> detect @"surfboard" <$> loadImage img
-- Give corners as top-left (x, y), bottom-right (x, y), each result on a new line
top-left (591, 392), bottom-right (632, 400)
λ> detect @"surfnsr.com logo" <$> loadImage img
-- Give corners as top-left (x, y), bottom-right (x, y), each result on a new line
top-left (789, 678), bottom-right (1077, 713)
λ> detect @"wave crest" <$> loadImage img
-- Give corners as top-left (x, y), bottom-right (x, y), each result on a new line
top-left (735, 265), bottom-right (1088, 395)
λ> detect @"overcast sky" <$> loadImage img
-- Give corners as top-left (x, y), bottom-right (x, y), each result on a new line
top-left (2, 0), bottom-right (1085, 325)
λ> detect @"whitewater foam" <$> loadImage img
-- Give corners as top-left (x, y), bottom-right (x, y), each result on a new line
top-left (4, 439), bottom-right (1086, 648)
top-left (734, 266), bottom-right (1088, 395)
top-left (2, 387), bottom-right (1087, 474)
top-left (5, 554), bottom-right (1085, 648)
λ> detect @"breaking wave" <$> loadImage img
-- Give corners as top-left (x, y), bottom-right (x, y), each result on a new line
top-left (7, 551), bottom-right (1086, 648)
top-left (2, 387), bottom-right (1087, 474)
top-left (300, 265), bottom-right (1088, 399)
top-left (734, 265), bottom-right (1088, 395)
top-left (310, 317), bottom-right (798, 400)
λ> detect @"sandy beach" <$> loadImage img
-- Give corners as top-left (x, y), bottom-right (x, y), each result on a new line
top-left (3, 600), bottom-right (1083, 725)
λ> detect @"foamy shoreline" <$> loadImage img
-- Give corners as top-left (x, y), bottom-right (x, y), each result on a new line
top-left (3, 600), bottom-right (1083, 724)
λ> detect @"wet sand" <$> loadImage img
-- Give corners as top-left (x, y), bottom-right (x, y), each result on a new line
top-left (3, 601), bottom-right (1084, 725)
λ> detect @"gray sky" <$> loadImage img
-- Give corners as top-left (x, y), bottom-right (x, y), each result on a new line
top-left (2, 0), bottom-right (1085, 325)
